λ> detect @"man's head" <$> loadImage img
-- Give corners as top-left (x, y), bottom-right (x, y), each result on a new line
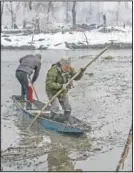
top-left (59, 57), bottom-right (71, 72)
top-left (35, 54), bottom-right (42, 61)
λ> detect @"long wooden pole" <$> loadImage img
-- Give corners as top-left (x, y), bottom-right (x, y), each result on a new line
top-left (115, 124), bottom-right (132, 171)
top-left (28, 44), bottom-right (113, 129)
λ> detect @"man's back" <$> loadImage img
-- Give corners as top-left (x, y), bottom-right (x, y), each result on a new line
top-left (16, 54), bottom-right (41, 75)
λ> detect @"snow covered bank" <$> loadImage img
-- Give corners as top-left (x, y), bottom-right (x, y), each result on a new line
top-left (1, 26), bottom-right (132, 50)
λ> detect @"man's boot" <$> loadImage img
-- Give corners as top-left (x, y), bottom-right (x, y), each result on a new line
top-left (26, 100), bottom-right (32, 110)
top-left (50, 112), bottom-right (66, 123)
top-left (19, 94), bottom-right (25, 101)
top-left (21, 88), bottom-right (26, 101)
top-left (64, 111), bottom-right (72, 122)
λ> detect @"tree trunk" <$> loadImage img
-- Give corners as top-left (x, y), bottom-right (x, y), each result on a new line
top-left (13, 15), bottom-right (17, 29)
top-left (65, 2), bottom-right (69, 23)
top-left (89, 2), bottom-right (92, 15)
top-left (125, 2), bottom-right (128, 9)
top-left (1, 2), bottom-right (4, 19)
top-left (72, 1), bottom-right (76, 28)
top-left (116, 2), bottom-right (120, 24)
top-left (23, 20), bottom-right (26, 29)
top-left (103, 14), bottom-right (106, 32)
top-left (35, 15), bottom-right (40, 32)
top-left (23, 2), bottom-right (27, 29)
top-left (29, 1), bottom-right (32, 10)
top-left (97, 2), bottom-right (100, 25)
top-left (10, 2), bottom-right (14, 28)
top-left (47, 1), bottom-right (52, 23)
top-left (6, 2), bottom-right (17, 29)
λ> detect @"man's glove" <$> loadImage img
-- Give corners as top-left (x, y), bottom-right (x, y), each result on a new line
top-left (74, 68), bottom-right (85, 80)
top-left (80, 68), bottom-right (85, 73)
top-left (78, 68), bottom-right (85, 76)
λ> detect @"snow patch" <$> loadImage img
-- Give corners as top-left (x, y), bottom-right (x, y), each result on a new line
top-left (1, 26), bottom-right (132, 50)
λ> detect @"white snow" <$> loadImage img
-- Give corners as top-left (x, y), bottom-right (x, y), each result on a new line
top-left (1, 26), bottom-right (132, 50)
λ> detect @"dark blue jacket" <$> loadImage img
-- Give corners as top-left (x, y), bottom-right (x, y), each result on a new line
top-left (16, 54), bottom-right (41, 82)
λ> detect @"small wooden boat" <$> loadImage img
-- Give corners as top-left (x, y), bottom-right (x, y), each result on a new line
top-left (12, 95), bottom-right (91, 135)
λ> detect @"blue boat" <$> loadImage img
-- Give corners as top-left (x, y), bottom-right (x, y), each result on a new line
top-left (12, 95), bottom-right (91, 135)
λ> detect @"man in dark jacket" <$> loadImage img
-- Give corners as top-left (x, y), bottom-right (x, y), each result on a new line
top-left (16, 54), bottom-right (41, 109)
top-left (45, 57), bottom-right (84, 122)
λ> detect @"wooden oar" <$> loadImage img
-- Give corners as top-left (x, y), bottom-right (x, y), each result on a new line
top-left (28, 43), bottom-right (113, 129)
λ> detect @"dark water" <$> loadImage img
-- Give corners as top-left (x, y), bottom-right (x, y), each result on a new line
top-left (1, 49), bottom-right (132, 171)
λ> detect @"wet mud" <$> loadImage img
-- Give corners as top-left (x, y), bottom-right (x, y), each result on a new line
top-left (1, 49), bottom-right (132, 171)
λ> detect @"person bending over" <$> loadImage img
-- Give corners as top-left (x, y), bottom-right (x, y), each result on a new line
top-left (16, 54), bottom-right (41, 109)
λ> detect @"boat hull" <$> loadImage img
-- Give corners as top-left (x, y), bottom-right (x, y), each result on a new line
top-left (12, 95), bottom-right (90, 135)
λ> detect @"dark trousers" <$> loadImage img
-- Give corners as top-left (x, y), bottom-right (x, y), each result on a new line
top-left (16, 70), bottom-right (29, 100)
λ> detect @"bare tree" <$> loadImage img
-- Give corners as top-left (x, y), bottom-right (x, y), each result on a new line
top-left (47, 1), bottom-right (53, 23)
top-left (72, 1), bottom-right (76, 28)
top-left (86, 2), bottom-right (92, 23)
top-left (89, 2), bottom-right (92, 16)
top-left (124, 2), bottom-right (128, 9)
top-left (116, 2), bottom-right (120, 24)
top-left (103, 14), bottom-right (106, 32)
top-left (35, 15), bottom-right (40, 32)
top-left (65, 2), bottom-right (69, 23)
top-left (97, 2), bottom-right (101, 24)
top-left (1, 1), bottom-right (4, 19)
top-left (10, 2), bottom-right (14, 28)
top-left (6, 2), bottom-right (20, 28)
top-left (29, 1), bottom-right (32, 10)
top-left (6, 2), bottom-right (14, 28)
top-left (22, 2), bottom-right (27, 29)
top-left (27, 2), bottom-right (48, 32)
top-left (35, 2), bottom-right (49, 32)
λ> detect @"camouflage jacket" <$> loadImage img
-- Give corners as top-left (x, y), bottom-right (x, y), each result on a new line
top-left (45, 63), bottom-right (82, 96)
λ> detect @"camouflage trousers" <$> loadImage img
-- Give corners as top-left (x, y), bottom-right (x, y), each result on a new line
top-left (47, 92), bottom-right (72, 114)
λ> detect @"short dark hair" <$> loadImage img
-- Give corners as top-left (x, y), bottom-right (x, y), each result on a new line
top-left (35, 54), bottom-right (42, 59)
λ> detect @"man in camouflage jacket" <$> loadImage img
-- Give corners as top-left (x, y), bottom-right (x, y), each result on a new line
top-left (45, 57), bottom-right (84, 122)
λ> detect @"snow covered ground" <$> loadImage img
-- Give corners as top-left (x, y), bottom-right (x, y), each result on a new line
top-left (1, 26), bottom-right (132, 50)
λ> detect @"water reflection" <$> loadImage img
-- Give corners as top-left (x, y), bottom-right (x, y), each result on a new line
top-left (2, 110), bottom-right (91, 171)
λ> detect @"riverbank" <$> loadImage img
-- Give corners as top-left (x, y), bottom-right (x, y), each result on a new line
top-left (1, 26), bottom-right (132, 50)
